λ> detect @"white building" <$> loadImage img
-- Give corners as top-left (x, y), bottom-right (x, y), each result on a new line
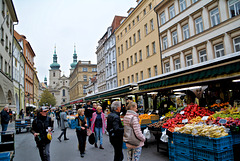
top-left (86, 75), bottom-right (98, 96)
top-left (0, 0), bottom-right (18, 109)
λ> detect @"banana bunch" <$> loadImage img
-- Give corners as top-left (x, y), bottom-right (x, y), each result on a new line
top-left (47, 132), bottom-right (52, 140)
top-left (189, 116), bottom-right (203, 124)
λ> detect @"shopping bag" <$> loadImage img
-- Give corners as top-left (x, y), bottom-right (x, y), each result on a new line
top-left (87, 129), bottom-right (92, 136)
top-left (143, 127), bottom-right (151, 139)
top-left (160, 129), bottom-right (168, 142)
top-left (88, 133), bottom-right (95, 145)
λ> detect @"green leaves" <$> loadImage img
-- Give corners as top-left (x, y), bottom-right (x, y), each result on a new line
top-left (39, 89), bottom-right (56, 107)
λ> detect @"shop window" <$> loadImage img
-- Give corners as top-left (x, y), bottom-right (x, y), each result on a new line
top-left (163, 36), bottom-right (168, 50)
top-left (175, 59), bottom-right (181, 70)
top-left (160, 12), bottom-right (166, 25)
top-left (233, 37), bottom-right (240, 52)
top-left (165, 63), bottom-right (170, 73)
top-left (210, 8), bottom-right (220, 27)
top-left (214, 44), bottom-right (225, 58)
top-left (180, 0), bottom-right (186, 12)
top-left (182, 24), bottom-right (190, 40)
top-left (169, 5), bottom-right (175, 19)
top-left (186, 55), bottom-right (193, 66)
top-left (172, 31), bottom-right (178, 45)
top-left (228, 0), bottom-right (240, 18)
top-left (195, 17), bottom-right (203, 34)
top-left (199, 50), bottom-right (207, 62)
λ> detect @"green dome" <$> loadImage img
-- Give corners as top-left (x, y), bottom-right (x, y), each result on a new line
top-left (44, 76), bottom-right (47, 81)
top-left (71, 62), bottom-right (77, 69)
top-left (50, 46), bottom-right (60, 70)
top-left (71, 44), bottom-right (78, 69)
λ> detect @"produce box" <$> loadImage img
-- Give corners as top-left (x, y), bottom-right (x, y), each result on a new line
top-left (150, 115), bottom-right (159, 121)
top-left (173, 132), bottom-right (193, 146)
top-left (140, 119), bottom-right (151, 125)
top-left (0, 152), bottom-right (10, 161)
top-left (168, 137), bottom-right (175, 158)
top-left (174, 151), bottom-right (194, 161)
top-left (232, 134), bottom-right (240, 145)
top-left (194, 148), bottom-right (234, 161)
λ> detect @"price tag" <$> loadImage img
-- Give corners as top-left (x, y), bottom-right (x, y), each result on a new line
top-left (164, 104), bottom-right (167, 108)
top-left (219, 119), bottom-right (227, 124)
top-left (202, 116), bottom-right (209, 121)
top-left (182, 119), bottom-right (188, 123)
top-left (160, 116), bottom-right (165, 120)
top-left (148, 112), bottom-right (151, 115)
top-left (21, 120), bottom-right (25, 124)
top-left (180, 111), bottom-right (185, 115)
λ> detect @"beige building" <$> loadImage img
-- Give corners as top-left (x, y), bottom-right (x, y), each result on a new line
top-left (115, 0), bottom-right (163, 87)
top-left (69, 61), bottom-right (97, 101)
top-left (33, 69), bottom-right (40, 108)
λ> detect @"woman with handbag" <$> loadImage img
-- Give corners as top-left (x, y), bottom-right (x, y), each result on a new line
top-left (90, 106), bottom-right (106, 149)
top-left (75, 108), bottom-right (88, 158)
top-left (58, 107), bottom-right (69, 142)
top-left (123, 102), bottom-right (145, 161)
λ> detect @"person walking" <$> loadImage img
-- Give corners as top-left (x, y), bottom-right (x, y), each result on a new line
top-left (1, 105), bottom-right (10, 133)
top-left (48, 109), bottom-right (55, 131)
top-left (31, 106), bottom-right (53, 161)
top-left (92, 103), bottom-right (97, 113)
top-left (58, 107), bottom-right (69, 142)
top-left (107, 101), bottom-right (124, 161)
top-left (123, 102), bottom-right (145, 161)
top-left (55, 108), bottom-right (61, 128)
top-left (75, 108), bottom-right (88, 158)
top-left (83, 101), bottom-right (93, 127)
top-left (91, 106), bottom-right (106, 149)
top-left (19, 109), bottom-right (24, 119)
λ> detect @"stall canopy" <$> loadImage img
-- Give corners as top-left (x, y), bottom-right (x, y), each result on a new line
top-left (138, 53), bottom-right (240, 92)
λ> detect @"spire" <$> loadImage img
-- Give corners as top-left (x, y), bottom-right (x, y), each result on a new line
top-left (50, 45), bottom-right (60, 70)
top-left (44, 76), bottom-right (47, 86)
top-left (71, 44), bottom-right (78, 69)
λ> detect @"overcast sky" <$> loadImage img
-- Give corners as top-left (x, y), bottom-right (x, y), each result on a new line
top-left (13, 0), bottom-right (137, 83)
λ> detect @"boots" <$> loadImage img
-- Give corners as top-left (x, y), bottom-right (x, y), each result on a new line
top-left (95, 143), bottom-right (98, 148)
top-left (99, 145), bottom-right (104, 149)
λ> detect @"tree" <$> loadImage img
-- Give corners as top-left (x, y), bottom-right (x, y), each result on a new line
top-left (39, 89), bottom-right (56, 107)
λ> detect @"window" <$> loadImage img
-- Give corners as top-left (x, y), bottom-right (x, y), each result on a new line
top-left (141, 71), bottom-right (143, 80)
top-left (150, 19), bottom-right (154, 31)
top-left (0, 55), bottom-right (2, 71)
top-left (5, 61), bottom-right (7, 73)
top-left (135, 53), bottom-right (137, 63)
top-left (63, 99), bottom-right (65, 103)
top-left (160, 12), bottom-right (166, 25)
top-left (83, 75), bottom-right (87, 81)
top-left (214, 44), bottom-right (225, 58)
top-left (132, 20), bottom-right (135, 26)
top-left (117, 36), bottom-right (119, 40)
top-left (169, 5), bottom-right (175, 19)
top-left (121, 44), bottom-right (123, 54)
top-left (163, 36), bottom-right (168, 50)
top-left (137, 16), bottom-right (139, 21)
top-left (53, 81), bottom-right (55, 84)
top-left (199, 50), bottom-right (207, 62)
top-left (1, 27), bottom-right (4, 42)
top-left (118, 47), bottom-right (120, 55)
top-left (125, 28), bottom-right (127, 33)
top-left (62, 89), bottom-right (65, 96)
top-left (149, 3), bottom-right (152, 10)
top-left (152, 42), bottom-right (156, 54)
top-left (195, 17), bottom-right (203, 34)
top-left (133, 34), bottom-right (136, 44)
top-left (126, 40), bottom-right (128, 50)
top-left (92, 68), bottom-right (97, 72)
top-left (192, 0), bottom-right (198, 3)
top-left (53, 72), bottom-right (55, 77)
top-left (128, 76), bottom-right (130, 83)
top-left (172, 31), bottom-right (178, 45)
top-left (119, 80), bottom-right (122, 86)
top-left (233, 37), bottom-right (240, 52)
top-left (120, 32), bottom-right (122, 37)
top-left (145, 24), bottom-right (148, 35)
top-left (5, 35), bottom-right (8, 49)
top-left (143, 9), bottom-right (146, 15)
top-left (119, 63), bottom-right (121, 72)
top-left (122, 61), bottom-right (124, 70)
top-left (186, 55), bottom-right (193, 66)
top-left (138, 30), bottom-right (141, 40)
top-left (83, 85), bottom-right (87, 94)
top-left (132, 75), bottom-right (134, 82)
top-left (83, 67), bottom-right (88, 72)
top-left (175, 59), bottom-right (181, 70)
top-left (130, 56), bottom-right (133, 66)
top-left (127, 58), bottom-right (129, 68)
top-left (139, 50), bottom-right (142, 61)
top-left (182, 24), bottom-right (190, 40)
top-left (154, 65), bottom-right (158, 76)
top-left (129, 37), bottom-right (132, 47)
top-left (228, 0), bottom-right (240, 18)
top-left (210, 8), bottom-right (220, 27)
top-left (148, 68), bottom-right (151, 77)
top-left (136, 73), bottom-right (139, 82)
top-left (146, 45), bottom-right (150, 57)
top-left (180, 0), bottom-right (186, 12)
top-left (2, 0), bottom-right (5, 17)
top-left (165, 63), bottom-right (170, 73)
top-left (129, 24), bottom-right (131, 30)
top-left (123, 78), bottom-right (125, 85)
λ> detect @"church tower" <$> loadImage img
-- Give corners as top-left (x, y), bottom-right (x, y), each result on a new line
top-left (70, 44), bottom-right (78, 74)
top-left (49, 46), bottom-right (61, 89)
top-left (44, 76), bottom-right (47, 86)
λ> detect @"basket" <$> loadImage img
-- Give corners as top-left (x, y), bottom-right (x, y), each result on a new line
top-left (193, 135), bottom-right (232, 152)
top-left (150, 115), bottom-right (159, 121)
top-left (173, 132), bottom-right (193, 146)
top-left (232, 134), bottom-right (240, 145)
top-left (194, 148), bottom-right (234, 161)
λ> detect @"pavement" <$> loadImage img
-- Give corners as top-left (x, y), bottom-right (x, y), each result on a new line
top-left (5, 121), bottom-right (169, 161)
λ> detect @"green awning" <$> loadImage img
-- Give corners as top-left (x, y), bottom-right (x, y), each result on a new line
top-left (139, 62), bottom-right (240, 90)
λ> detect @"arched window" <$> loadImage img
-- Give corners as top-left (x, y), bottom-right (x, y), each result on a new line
top-left (62, 89), bottom-right (65, 96)
top-left (53, 72), bottom-right (55, 77)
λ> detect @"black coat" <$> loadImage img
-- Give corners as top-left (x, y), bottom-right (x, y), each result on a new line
top-left (107, 111), bottom-right (124, 141)
top-left (83, 105), bottom-right (93, 118)
top-left (1, 109), bottom-right (10, 124)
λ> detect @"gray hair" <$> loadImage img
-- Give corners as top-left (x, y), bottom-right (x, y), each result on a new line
top-left (111, 101), bottom-right (121, 111)
top-left (4, 104), bottom-right (9, 109)
top-left (126, 102), bottom-right (137, 111)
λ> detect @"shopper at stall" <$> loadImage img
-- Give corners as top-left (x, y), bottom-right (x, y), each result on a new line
top-left (1, 105), bottom-right (10, 133)
top-left (75, 108), bottom-right (88, 158)
top-left (48, 109), bottom-right (55, 131)
top-left (31, 106), bottom-right (53, 161)
top-left (19, 109), bottom-right (24, 119)
top-left (123, 102), bottom-right (145, 161)
top-left (84, 101), bottom-right (93, 127)
top-left (107, 101), bottom-right (124, 161)
top-left (55, 108), bottom-right (61, 128)
top-left (57, 107), bottom-right (69, 142)
top-left (92, 103), bottom-right (97, 112)
top-left (91, 106), bottom-right (106, 149)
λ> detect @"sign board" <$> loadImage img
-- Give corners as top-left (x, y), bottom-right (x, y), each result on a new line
top-left (180, 111), bottom-right (185, 115)
top-left (219, 119), bottom-right (227, 124)
top-left (202, 116), bottom-right (209, 121)
top-left (182, 119), bottom-right (188, 123)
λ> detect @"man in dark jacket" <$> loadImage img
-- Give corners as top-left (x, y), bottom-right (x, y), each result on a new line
top-left (107, 101), bottom-right (124, 161)
top-left (1, 105), bottom-right (10, 133)
top-left (83, 101), bottom-right (93, 127)
top-left (31, 107), bottom-right (53, 161)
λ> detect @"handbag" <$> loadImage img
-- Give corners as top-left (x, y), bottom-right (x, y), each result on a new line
top-left (87, 129), bottom-right (92, 136)
top-left (64, 121), bottom-right (69, 128)
top-left (88, 133), bottom-right (95, 145)
top-left (123, 116), bottom-right (141, 146)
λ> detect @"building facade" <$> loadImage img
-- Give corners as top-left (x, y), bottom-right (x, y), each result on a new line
top-left (69, 61), bottom-right (97, 101)
top-left (33, 68), bottom-right (39, 108)
top-left (115, 0), bottom-right (163, 87)
top-left (0, 0), bottom-right (18, 109)
top-left (86, 75), bottom-right (98, 96)
top-left (13, 37), bottom-right (25, 114)
top-left (48, 47), bottom-right (70, 107)
top-left (155, 0), bottom-right (240, 73)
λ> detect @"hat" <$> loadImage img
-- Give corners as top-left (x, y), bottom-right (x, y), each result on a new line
top-left (41, 106), bottom-right (48, 111)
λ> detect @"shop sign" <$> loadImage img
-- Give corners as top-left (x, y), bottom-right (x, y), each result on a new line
top-left (219, 119), bottom-right (227, 124)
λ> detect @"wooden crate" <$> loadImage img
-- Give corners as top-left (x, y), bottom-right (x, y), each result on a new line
top-left (140, 119), bottom-right (151, 125)
top-left (151, 115), bottom-right (159, 121)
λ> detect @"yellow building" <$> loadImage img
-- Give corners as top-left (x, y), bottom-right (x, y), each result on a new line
top-left (33, 69), bottom-right (40, 109)
top-left (115, 0), bottom-right (162, 86)
top-left (69, 61), bottom-right (97, 101)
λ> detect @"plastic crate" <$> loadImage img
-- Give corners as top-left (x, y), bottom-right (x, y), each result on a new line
top-left (193, 135), bottom-right (232, 152)
top-left (169, 155), bottom-right (175, 161)
top-left (194, 148), bottom-right (234, 161)
top-left (175, 151), bottom-right (194, 161)
top-left (174, 143), bottom-right (194, 159)
top-left (232, 134), bottom-right (240, 145)
top-left (173, 132), bottom-right (193, 146)
top-left (0, 152), bottom-right (10, 161)
top-left (122, 142), bottom-right (127, 149)
top-left (168, 137), bottom-right (175, 157)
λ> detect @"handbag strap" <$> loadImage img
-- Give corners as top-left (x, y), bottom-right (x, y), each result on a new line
top-left (129, 116), bottom-right (141, 142)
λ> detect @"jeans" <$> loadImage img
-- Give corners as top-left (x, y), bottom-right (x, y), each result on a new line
top-left (58, 128), bottom-right (67, 139)
top-left (110, 138), bottom-right (124, 161)
top-left (127, 147), bottom-right (142, 161)
top-left (38, 143), bottom-right (50, 161)
top-left (76, 130), bottom-right (87, 154)
top-left (86, 117), bottom-right (91, 128)
top-left (95, 127), bottom-right (103, 145)
top-left (1, 124), bottom-right (8, 134)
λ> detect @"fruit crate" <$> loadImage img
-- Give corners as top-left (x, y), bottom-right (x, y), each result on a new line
top-left (175, 151), bottom-right (194, 161)
top-left (151, 120), bottom-right (158, 124)
top-left (194, 148), bottom-right (234, 161)
top-left (169, 155), bottom-right (175, 161)
top-left (150, 115), bottom-right (159, 121)
top-left (168, 137), bottom-right (175, 158)
top-left (174, 143), bottom-right (194, 160)
top-left (0, 152), bottom-right (10, 161)
top-left (173, 132), bottom-right (193, 146)
top-left (232, 134), bottom-right (240, 145)
top-left (193, 135), bottom-right (232, 152)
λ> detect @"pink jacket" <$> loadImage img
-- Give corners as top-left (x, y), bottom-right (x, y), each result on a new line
top-left (91, 112), bottom-right (106, 134)
top-left (123, 110), bottom-right (145, 148)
